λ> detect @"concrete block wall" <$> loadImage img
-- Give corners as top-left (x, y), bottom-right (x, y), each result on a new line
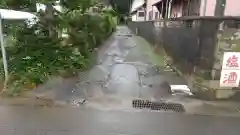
top-left (128, 17), bottom-right (240, 100)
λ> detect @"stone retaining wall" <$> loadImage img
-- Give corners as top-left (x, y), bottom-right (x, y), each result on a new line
top-left (128, 17), bottom-right (240, 100)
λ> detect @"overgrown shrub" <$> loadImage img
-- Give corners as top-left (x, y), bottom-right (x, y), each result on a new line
top-left (0, 0), bottom-right (118, 96)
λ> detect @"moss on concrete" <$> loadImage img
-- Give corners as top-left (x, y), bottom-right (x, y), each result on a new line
top-left (232, 42), bottom-right (240, 52)
top-left (134, 36), bottom-right (165, 67)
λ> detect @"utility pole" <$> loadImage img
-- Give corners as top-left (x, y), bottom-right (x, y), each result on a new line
top-left (168, 0), bottom-right (172, 18)
top-left (129, 0), bottom-right (132, 15)
top-left (165, 0), bottom-right (169, 18)
top-left (152, 5), bottom-right (154, 20)
top-left (202, 0), bottom-right (207, 16)
top-left (144, 0), bottom-right (147, 21)
top-left (214, 0), bottom-right (226, 16)
top-left (161, 2), bottom-right (164, 18)
top-left (0, 14), bottom-right (8, 83)
top-left (187, 0), bottom-right (191, 16)
top-left (0, 14), bottom-right (9, 92)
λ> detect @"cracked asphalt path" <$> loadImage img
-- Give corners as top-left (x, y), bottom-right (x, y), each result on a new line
top-left (0, 26), bottom-right (240, 135)
top-left (32, 26), bottom-right (186, 110)
top-left (1, 26), bottom-right (237, 117)
top-left (25, 25), bottom-right (240, 117)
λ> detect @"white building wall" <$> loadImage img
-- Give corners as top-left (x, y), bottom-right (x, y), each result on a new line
top-left (146, 0), bottom-right (160, 20)
top-left (131, 10), bottom-right (145, 21)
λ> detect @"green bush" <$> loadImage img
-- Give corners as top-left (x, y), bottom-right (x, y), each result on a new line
top-left (0, 1), bottom-right (118, 96)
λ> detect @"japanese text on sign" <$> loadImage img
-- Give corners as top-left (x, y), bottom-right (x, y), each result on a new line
top-left (220, 52), bottom-right (240, 87)
top-left (220, 70), bottom-right (240, 87)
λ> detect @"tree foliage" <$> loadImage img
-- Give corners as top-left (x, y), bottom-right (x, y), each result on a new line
top-left (0, 0), bottom-right (118, 96)
top-left (0, 0), bottom-right (36, 11)
top-left (109, 0), bottom-right (132, 15)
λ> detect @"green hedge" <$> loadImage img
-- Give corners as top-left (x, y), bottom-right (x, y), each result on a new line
top-left (0, 7), bottom-right (118, 96)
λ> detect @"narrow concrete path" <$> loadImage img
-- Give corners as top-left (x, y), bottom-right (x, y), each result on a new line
top-left (29, 26), bottom-right (240, 116)
top-left (32, 26), bottom-right (186, 110)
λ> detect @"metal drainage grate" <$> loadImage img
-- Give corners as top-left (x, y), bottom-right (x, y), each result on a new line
top-left (132, 99), bottom-right (185, 113)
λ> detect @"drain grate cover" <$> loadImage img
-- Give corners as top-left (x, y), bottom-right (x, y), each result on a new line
top-left (132, 99), bottom-right (185, 113)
